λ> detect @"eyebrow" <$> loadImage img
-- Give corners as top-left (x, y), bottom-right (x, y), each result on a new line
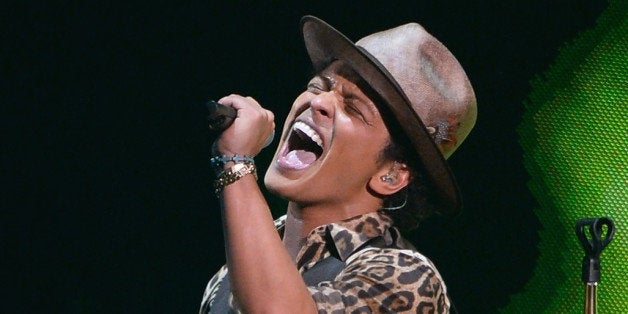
top-left (319, 63), bottom-right (360, 83)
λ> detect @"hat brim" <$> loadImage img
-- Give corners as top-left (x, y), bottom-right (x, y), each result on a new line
top-left (301, 16), bottom-right (461, 215)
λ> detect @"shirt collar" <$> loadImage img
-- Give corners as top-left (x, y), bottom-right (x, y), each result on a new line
top-left (295, 211), bottom-right (394, 269)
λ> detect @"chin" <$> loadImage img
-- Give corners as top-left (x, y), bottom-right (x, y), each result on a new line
top-left (263, 159), bottom-right (310, 199)
top-left (263, 157), bottom-right (327, 203)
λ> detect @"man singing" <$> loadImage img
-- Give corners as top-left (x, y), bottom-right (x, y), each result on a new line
top-left (201, 15), bottom-right (476, 313)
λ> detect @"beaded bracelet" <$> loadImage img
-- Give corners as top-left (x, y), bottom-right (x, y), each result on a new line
top-left (210, 154), bottom-right (255, 173)
top-left (213, 162), bottom-right (257, 197)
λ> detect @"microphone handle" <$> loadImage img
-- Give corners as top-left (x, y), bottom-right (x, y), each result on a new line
top-left (205, 100), bottom-right (275, 148)
top-left (206, 100), bottom-right (237, 131)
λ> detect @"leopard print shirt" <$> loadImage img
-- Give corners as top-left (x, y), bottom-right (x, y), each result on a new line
top-left (200, 211), bottom-right (451, 313)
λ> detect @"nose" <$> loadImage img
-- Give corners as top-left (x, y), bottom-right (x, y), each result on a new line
top-left (310, 91), bottom-right (340, 126)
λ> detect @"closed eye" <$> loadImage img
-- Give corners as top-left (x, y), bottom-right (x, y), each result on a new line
top-left (307, 83), bottom-right (324, 94)
top-left (345, 99), bottom-right (372, 126)
top-left (306, 76), bottom-right (329, 94)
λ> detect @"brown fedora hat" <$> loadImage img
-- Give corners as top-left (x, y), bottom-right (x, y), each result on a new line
top-left (300, 16), bottom-right (477, 215)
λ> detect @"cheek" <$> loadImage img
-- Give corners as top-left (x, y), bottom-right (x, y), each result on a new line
top-left (331, 129), bottom-right (387, 171)
top-left (340, 122), bottom-right (389, 154)
top-left (332, 118), bottom-right (388, 153)
top-left (335, 111), bottom-right (352, 124)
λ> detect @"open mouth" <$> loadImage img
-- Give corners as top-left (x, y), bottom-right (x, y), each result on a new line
top-left (278, 121), bottom-right (324, 170)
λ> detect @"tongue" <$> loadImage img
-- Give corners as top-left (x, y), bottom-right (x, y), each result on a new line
top-left (284, 150), bottom-right (316, 169)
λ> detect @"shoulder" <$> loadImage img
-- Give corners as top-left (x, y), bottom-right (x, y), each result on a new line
top-left (348, 247), bottom-right (439, 269)
top-left (344, 247), bottom-right (450, 308)
top-left (308, 247), bottom-right (450, 313)
top-left (346, 247), bottom-right (444, 278)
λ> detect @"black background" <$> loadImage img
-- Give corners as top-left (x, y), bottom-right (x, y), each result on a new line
top-left (3, 1), bottom-right (608, 313)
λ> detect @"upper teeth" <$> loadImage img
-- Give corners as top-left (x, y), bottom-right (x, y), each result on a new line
top-left (293, 121), bottom-right (323, 147)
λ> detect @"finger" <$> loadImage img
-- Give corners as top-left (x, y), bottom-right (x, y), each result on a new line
top-left (217, 94), bottom-right (240, 105)
top-left (265, 109), bottom-right (275, 122)
top-left (245, 96), bottom-right (263, 109)
top-left (217, 94), bottom-right (251, 110)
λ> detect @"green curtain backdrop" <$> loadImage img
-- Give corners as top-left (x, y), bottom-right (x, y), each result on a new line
top-left (504, 1), bottom-right (627, 312)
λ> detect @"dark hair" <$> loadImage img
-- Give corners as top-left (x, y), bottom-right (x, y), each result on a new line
top-left (378, 138), bottom-right (439, 231)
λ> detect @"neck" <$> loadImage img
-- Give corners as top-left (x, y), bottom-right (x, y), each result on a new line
top-left (282, 205), bottom-right (306, 260)
top-left (282, 194), bottom-right (384, 260)
top-left (286, 197), bottom-right (381, 234)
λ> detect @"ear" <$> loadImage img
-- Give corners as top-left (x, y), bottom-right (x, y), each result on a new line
top-left (369, 161), bottom-right (410, 196)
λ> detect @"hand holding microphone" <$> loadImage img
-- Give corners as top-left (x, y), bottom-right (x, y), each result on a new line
top-left (206, 96), bottom-right (275, 156)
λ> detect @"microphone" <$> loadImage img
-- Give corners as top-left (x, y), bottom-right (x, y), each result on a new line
top-left (206, 100), bottom-right (237, 131)
top-left (205, 100), bottom-right (275, 147)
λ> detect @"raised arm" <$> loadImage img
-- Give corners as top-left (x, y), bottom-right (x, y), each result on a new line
top-left (212, 94), bottom-right (316, 313)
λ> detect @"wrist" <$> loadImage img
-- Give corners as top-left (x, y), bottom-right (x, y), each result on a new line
top-left (210, 152), bottom-right (257, 197)
top-left (210, 154), bottom-right (255, 175)
top-left (213, 161), bottom-right (257, 197)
